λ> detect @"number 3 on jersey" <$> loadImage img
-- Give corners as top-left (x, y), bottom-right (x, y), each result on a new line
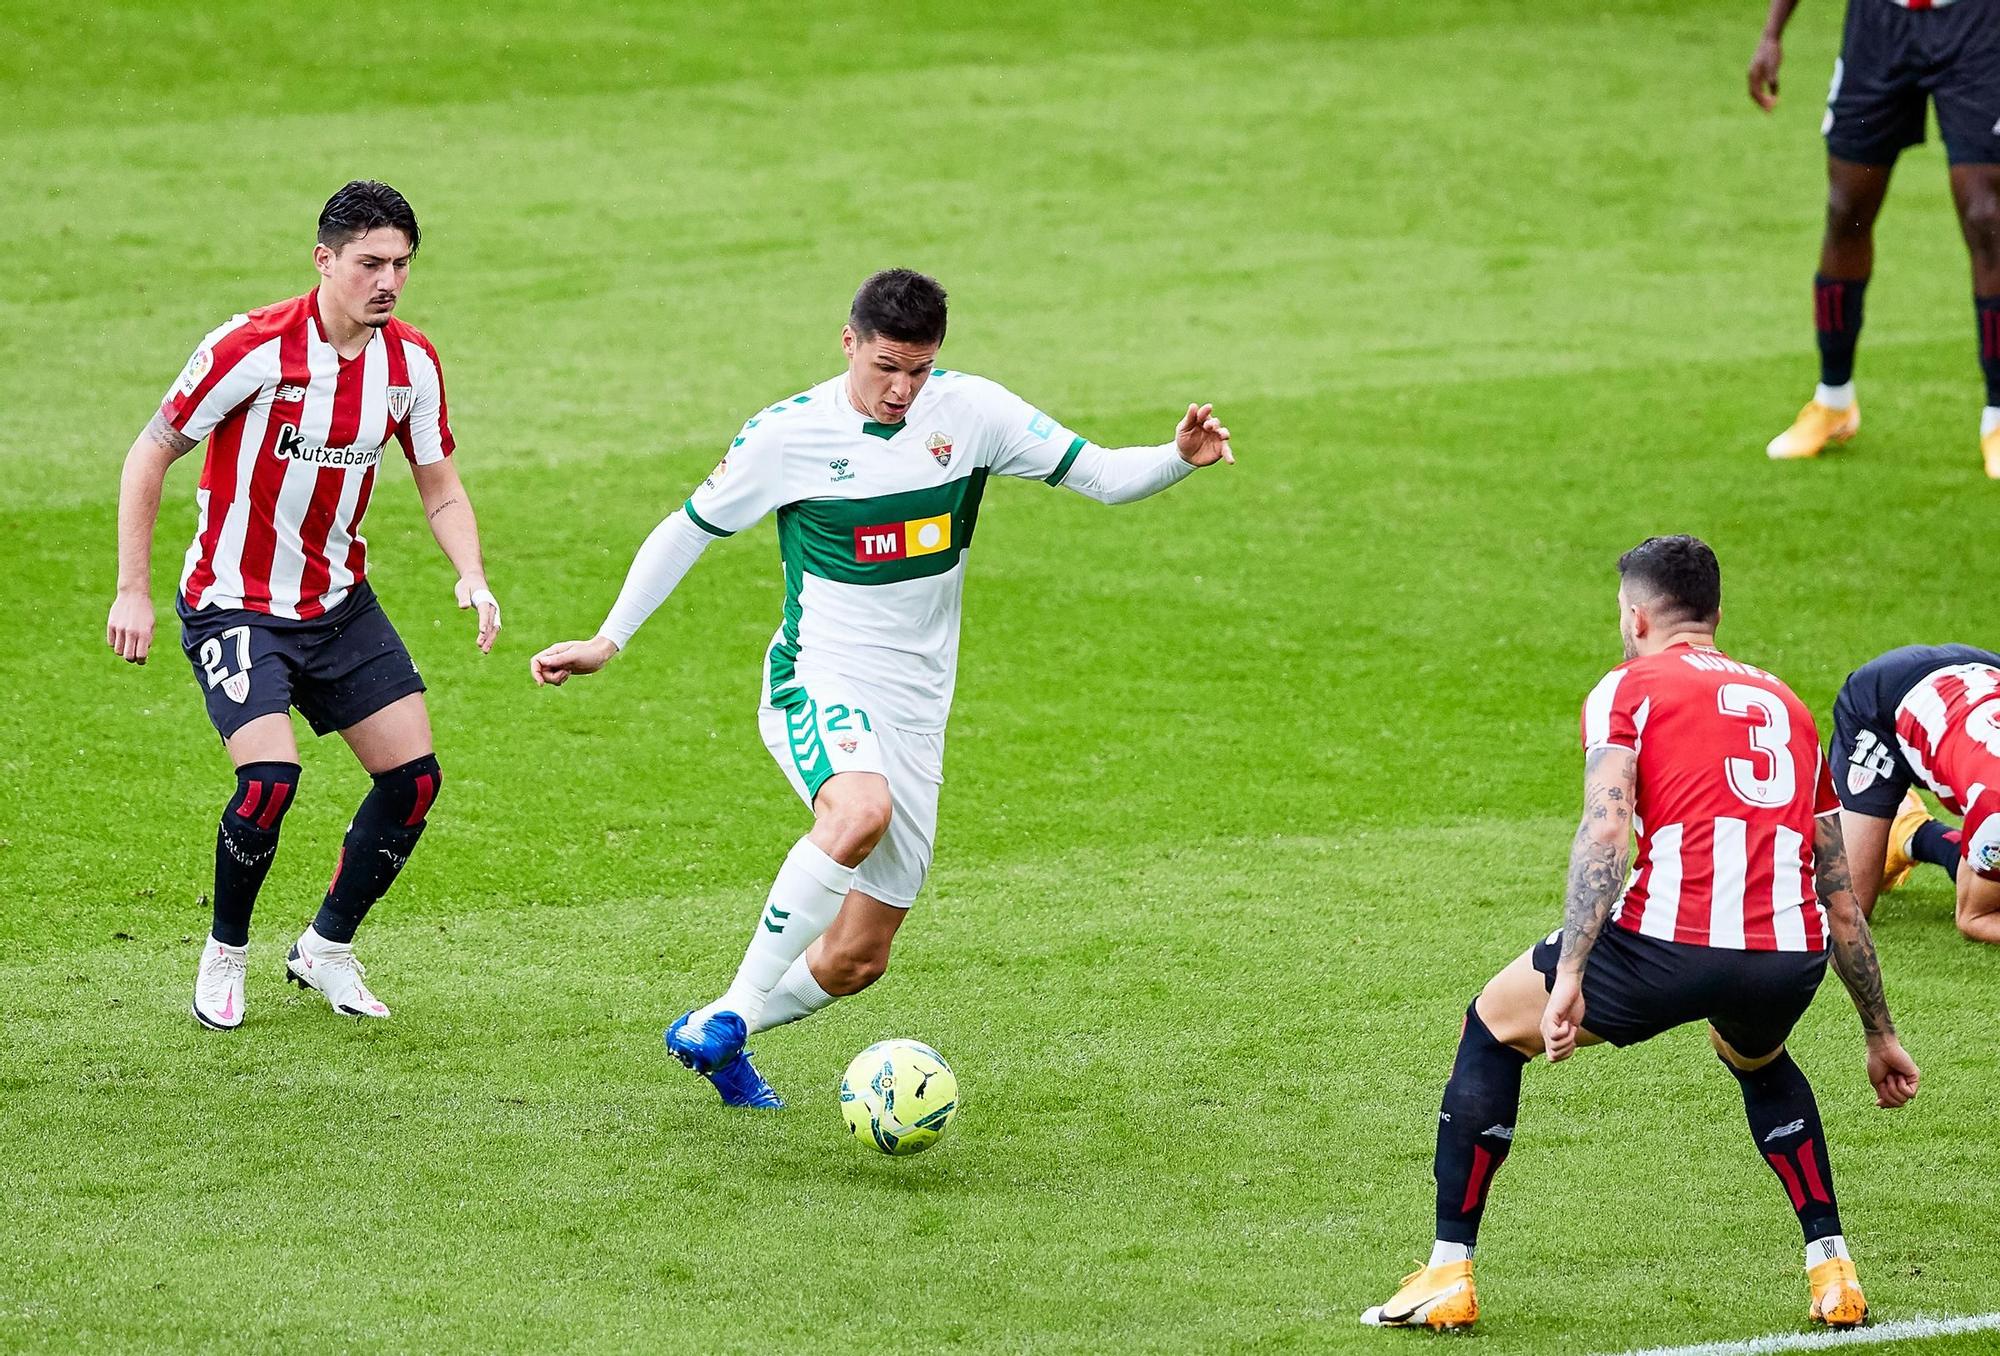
top-left (1718, 682), bottom-right (1795, 808)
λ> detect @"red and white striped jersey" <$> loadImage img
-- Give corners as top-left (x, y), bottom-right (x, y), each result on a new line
top-left (1580, 643), bottom-right (1839, 952)
top-left (1894, 662), bottom-right (2000, 863)
top-left (162, 289), bottom-right (453, 619)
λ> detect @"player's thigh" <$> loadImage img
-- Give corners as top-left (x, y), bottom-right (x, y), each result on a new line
top-left (337, 693), bottom-right (435, 774)
top-left (224, 712), bottom-right (301, 767)
top-left (180, 609), bottom-right (299, 749)
top-left (1957, 870), bottom-right (2000, 920)
top-left (1822, 0), bottom-right (1928, 171)
top-left (1474, 945), bottom-right (1554, 1055)
top-left (298, 592), bottom-right (429, 758)
top-left (851, 727), bottom-right (944, 912)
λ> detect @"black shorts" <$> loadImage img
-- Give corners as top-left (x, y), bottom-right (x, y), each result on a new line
top-left (178, 583), bottom-right (426, 740)
top-left (1825, 0), bottom-right (2000, 166)
top-left (1532, 923), bottom-right (1827, 1060)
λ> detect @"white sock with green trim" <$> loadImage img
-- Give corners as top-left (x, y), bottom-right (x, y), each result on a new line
top-left (750, 954), bottom-right (839, 1034)
top-left (691, 836), bottom-right (850, 1031)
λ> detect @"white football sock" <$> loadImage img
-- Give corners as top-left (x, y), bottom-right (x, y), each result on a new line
top-left (1807, 1235), bottom-right (1851, 1269)
top-left (1982, 406), bottom-right (2000, 437)
top-left (1428, 1240), bottom-right (1473, 1268)
top-left (750, 954), bottom-right (839, 1034)
top-left (690, 837), bottom-right (850, 1030)
top-left (1815, 382), bottom-right (1856, 411)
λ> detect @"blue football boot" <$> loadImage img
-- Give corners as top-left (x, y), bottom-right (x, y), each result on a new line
top-left (707, 1050), bottom-right (784, 1109)
top-left (664, 1008), bottom-right (746, 1073)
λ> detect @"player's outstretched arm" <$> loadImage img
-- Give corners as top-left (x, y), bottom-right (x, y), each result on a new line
top-left (1544, 745), bottom-right (1637, 1062)
top-left (1053, 403), bottom-right (1235, 505)
top-left (531, 509), bottom-right (716, 687)
top-left (1748, 0), bottom-right (1801, 110)
top-left (1815, 813), bottom-right (1920, 1109)
top-left (412, 457), bottom-right (500, 653)
top-left (106, 413), bottom-right (197, 665)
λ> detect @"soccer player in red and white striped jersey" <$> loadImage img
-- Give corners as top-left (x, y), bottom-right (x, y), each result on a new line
top-left (1364, 537), bottom-right (1918, 1333)
top-left (105, 181), bottom-right (500, 1031)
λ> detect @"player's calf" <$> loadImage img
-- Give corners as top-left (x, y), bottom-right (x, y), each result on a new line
top-left (312, 753), bottom-right (441, 945)
top-left (194, 762), bottom-right (300, 1029)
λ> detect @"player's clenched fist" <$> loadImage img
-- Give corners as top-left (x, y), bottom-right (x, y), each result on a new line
top-left (1174, 402), bottom-right (1234, 467)
top-left (531, 635), bottom-right (619, 686)
top-left (106, 589), bottom-right (155, 664)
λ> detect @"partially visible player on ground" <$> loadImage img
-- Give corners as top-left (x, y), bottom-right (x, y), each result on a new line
top-left (1829, 643), bottom-right (2000, 943)
top-left (530, 268), bottom-right (1233, 1109)
top-left (1363, 536), bottom-right (1918, 1332)
top-left (105, 180), bottom-right (500, 1030)
top-left (1749, 0), bottom-right (2000, 474)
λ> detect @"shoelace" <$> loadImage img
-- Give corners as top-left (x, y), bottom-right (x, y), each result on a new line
top-left (310, 947), bottom-right (367, 979)
top-left (199, 952), bottom-right (247, 1002)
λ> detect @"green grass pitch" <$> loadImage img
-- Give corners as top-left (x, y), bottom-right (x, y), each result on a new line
top-left (3, 1), bottom-right (1998, 1351)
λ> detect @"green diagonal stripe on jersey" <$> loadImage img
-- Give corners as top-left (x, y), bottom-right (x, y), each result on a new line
top-left (776, 469), bottom-right (989, 585)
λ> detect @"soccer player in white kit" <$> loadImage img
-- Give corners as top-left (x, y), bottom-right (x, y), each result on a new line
top-left (531, 269), bottom-right (1234, 1106)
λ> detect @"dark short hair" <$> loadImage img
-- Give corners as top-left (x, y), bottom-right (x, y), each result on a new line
top-left (1617, 535), bottom-right (1721, 624)
top-left (317, 180), bottom-right (420, 255)
top-left (849, 268), bottom-right (947, 345)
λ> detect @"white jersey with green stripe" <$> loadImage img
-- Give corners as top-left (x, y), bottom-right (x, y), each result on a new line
top-left (683, 370), bottom-right (1092, 733)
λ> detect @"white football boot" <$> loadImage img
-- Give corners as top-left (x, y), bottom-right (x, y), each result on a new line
top-left (285, 927), bottom-right (391, 1019)
top-left (192, 937), bottom-right (249, 1030)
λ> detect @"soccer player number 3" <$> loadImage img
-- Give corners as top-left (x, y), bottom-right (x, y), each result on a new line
top-left (1718, 683), bottom-right (1795, 808)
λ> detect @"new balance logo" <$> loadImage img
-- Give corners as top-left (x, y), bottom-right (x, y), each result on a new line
top-left (275, 383), bottom-right (308, 403)
top-left (1763, 1118), bottom-right (1806, 1143)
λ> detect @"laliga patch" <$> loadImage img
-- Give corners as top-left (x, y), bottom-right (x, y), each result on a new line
top-left (175, 346), bottom-right (214, 398)
top-left (385, 385), bottom-right (414, 422)
top-left (1026, 410), bottom-right (1056, 439)
top-left (1970, 820), bottom-right (2000, 878)
top-left (926, 431), bottom-right (953, 468)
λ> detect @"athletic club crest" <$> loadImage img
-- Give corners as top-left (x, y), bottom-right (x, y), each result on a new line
top-left (385, 385), bottom-right (414, 422)
top-left (222, 672), bottom-right (250, 704)
top-left (1847, 763), bottom-right (1878, 797)
top-left (926, 431), bottom-right (953, 468)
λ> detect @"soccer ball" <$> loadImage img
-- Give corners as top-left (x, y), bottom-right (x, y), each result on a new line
top-left (839, 1039), bottom-right (960, 1156)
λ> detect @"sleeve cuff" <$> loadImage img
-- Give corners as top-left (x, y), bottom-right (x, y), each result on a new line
top-left (683, 500), bottom-right (734, 537)
top-left (1043, 436), bottom-right (1088, 486)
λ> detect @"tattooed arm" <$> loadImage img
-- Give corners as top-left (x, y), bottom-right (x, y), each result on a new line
top-left (1816, 812), bottom-right (1921, 1108)
top-left (107, 412), bottom-right (199, 665)
top-left (1542, 745), bottom-right (1638, 1061)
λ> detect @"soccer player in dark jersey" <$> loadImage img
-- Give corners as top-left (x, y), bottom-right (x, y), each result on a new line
top-left (105, 181), bottom-right (501, 1030)
top-left (1750, 0), bottom-right (2000, 474)
top-left (1828, 643), bottom-right (2000, 943)
top-left (1362, 537), bottom-right (1918, 1332)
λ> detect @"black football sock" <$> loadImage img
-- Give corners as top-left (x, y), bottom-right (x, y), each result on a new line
top-left (1911, 819), bottom-right (1962, 880)
top-left (1433, 1003), bottom-right (1529, 1247)
top-left (312, 754), bottom-right (441, 944)
top-left (1815, 274), bottom-right (1869, 388)
top-left (1977, 295), bottom-right (2000, 406)
top-left (212, 762), bottom-right (301, 947)
top-left (1726, 1051), bottom-right (1842, 1243)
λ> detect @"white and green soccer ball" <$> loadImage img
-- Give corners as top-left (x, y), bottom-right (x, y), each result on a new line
top-left (839, 1039), bottom-right (960, 1156)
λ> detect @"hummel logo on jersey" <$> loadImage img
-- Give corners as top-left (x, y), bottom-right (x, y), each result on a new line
top-left (829, 458), bottom-right (854, 483)
top-left (273, 423), bottom-right (380, 468)
top-left (1847, 730), bottom-right (1899, 796)
top-left (1763, 1117), bottom-right (1806, 1142)
top-left (926, 431), bottom-right (954, 468)
top-left (385, 385), bottom-right (414, 422)
top-left (274, 383), bottom-right (308, 403)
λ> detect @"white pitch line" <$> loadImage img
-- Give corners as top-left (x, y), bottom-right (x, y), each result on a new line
top-left (1604, 1312), bottom-right (2000, 1356)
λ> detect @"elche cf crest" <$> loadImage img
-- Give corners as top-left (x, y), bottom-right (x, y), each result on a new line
top-left (386, 385), bottom-right (414, 422)
top-left (926, 431), bottom-right (953, 467)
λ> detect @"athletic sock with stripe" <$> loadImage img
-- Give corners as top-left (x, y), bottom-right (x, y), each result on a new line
top-left (212, 761), bottom-right (301, 947)
top-left (1433, 1003), bottom-right (1528, 1247)
top-left (693, 836), bottom-right (852, 1031)
top-left (1726, 1050), bottom-right (1843, 1243)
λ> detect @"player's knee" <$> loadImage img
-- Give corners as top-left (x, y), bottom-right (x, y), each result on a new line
top-left (224, 761), bottom-right (302, 839)
top-left (1824, 186), bottom-right (1878, 241)
top-left (372, 753), bottom-right (442, 827)
top-left (1960, 193), bottom-right (2000, 265)
top-left (816, 943), bottom-right (889, 996)
top-left (815, 779), bottom-right (892, 861)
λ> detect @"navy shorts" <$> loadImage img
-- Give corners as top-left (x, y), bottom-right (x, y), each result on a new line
top-left (1532, 923), bottom-right (1827, 1060)
top-left (1830, 643), bottom-right (2000, 817)
top-left (178, 583), bottom-right (426, 740)
top-left (1825, 0), bottom-right (2000, 166)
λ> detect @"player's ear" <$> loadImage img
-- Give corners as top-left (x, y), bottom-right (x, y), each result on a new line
top-left (841, 325), bottom-right (857, 358)
top-left (312, 243), bottom-right (335, 279)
